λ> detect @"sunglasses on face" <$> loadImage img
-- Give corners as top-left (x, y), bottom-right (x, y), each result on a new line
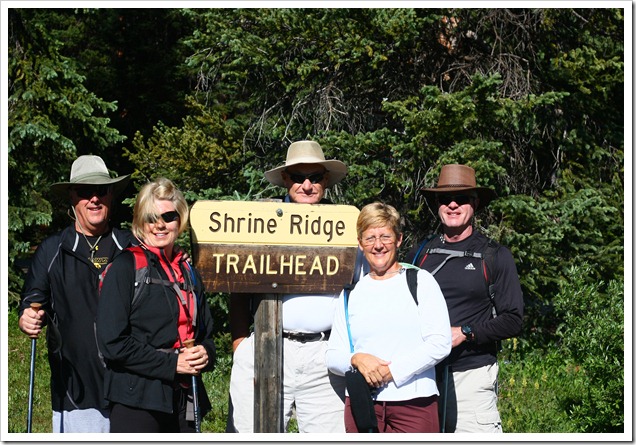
top-left (145, 211), bottom-right (180, 224)
top-left (73, 185), bottom-right (112, 199)
top-left (287, 172), bottom-right (326, 184)
top-left (437, 195), bottom-right (474, 206)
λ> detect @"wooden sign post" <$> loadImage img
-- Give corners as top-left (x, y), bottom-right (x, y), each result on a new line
top-left (190, 201), bottom-right (360, 432)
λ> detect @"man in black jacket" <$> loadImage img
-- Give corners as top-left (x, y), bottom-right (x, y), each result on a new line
top-left (18, 155), bottom-right (134, 433)
top-left (409, 164), bottom-right (524, 433)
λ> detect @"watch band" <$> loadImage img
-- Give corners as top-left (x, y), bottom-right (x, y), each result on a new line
top-left (461, 324), bottom-right (475, 343)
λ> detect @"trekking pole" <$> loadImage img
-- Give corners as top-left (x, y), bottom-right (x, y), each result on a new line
top-left (27, 302), bottom-right (42, 433)
top-left (183, 339), bottom-right (201, 432)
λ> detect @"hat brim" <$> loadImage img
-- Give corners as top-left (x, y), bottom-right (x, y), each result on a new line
top-left (264, 160), bottom-right (347, 188)
top-left (50, 175), bottom-right (131, 199)
top-left (422, 186), bottom-right (497, 211)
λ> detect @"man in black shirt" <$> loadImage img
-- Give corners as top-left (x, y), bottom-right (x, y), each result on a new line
top-left (18, 155), bottom-right (134, 432)
top-left (409, 164), bottom-right (523, 433)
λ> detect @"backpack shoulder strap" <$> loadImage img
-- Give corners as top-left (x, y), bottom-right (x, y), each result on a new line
top-left (181, 261), bottom-right (198, 299)
top-left (352, 248), bottom-right (368, 284)
top-left (181, 260), bottom-right (200, 328)
top-left (128, 246), bottom-right (150, 309)
top-left (411, 234), bottom-right (436, 267)
top-left (482, 238), bottom-right (501, 318)
top-left (98, 246), bottom-right (151, 312)
top-left (128, 245), bottom-right (149, 267)
top-left (405, 268), bottom-right (418, 305)
top-left (343, 282), bottom-right (357, 353)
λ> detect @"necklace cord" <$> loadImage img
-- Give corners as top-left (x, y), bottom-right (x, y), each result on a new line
top-left (71, 206), bottom-right (104, 264)
top-left (369, 266), bottom-right (404, 277)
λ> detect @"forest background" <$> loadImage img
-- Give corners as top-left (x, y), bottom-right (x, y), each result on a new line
top-left (4, 6), bottom-right (628, 434)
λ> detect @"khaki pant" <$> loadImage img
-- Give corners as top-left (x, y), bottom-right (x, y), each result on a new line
top-left (443, 362), bottom-right (502, 433)
top-left (229, 334), bottom-right (346, 433)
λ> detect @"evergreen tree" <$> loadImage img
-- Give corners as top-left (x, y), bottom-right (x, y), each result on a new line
top-left (8, 9), bottom-right (124, 302)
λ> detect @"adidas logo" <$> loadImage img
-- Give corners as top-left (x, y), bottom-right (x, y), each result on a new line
top-left (465, 263), bottom-right (476, 271)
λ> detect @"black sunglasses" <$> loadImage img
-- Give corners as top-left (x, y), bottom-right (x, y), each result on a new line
top-left (73, 185), bottom-right (112, 199)
top-left (145, 211), bottom-right (180, 224)
top-left (287, 172), bottom-right (326, 184)
top-left (437, 195), bottom-right (474, 206)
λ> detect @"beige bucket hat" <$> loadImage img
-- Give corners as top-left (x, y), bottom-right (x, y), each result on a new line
top-left (422, 164), bottom-right (497, 210)
top-left (50, 155), bottom-right (130, 197)
top-left (264, 140), bottom-right (347, 188)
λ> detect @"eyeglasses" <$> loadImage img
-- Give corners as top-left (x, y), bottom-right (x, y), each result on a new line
top-left (361, 234), bottom-right (396, 247)
top-left (73, 185), bottom-right (112, 199)
top-left (437, 195), bottom-right (474, 206)
top-left (145, 211), bottom-right (180, 224)
top-left (287, 172), bottom-right (326, 184)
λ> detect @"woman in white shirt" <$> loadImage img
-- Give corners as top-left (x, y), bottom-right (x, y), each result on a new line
top-left (326, 202), bottom-right (451, 433)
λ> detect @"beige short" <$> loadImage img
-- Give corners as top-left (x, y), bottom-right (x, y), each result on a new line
top-left (443, 362), bottom-right (502, 433)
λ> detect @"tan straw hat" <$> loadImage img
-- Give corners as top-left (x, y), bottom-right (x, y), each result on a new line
top-left (50, 155), bottom-right (130, 197)
top-left (422, 164), bottom-right (497, 210)
top-left (264, 140), bottom-right (347, 188)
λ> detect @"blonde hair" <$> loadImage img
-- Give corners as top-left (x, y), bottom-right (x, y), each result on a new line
top-left (131, 177), bottom-right (189, 240)
top-left (356, 202), bottom-right (402, 239)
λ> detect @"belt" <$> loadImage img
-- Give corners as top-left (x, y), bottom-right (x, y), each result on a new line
top-left (282, 330), bottom-right (331, 343)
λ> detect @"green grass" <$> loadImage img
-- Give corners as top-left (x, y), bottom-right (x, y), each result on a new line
top-left (9, 308), bottom-right (600, 434)
top-left (7, 309), bottom-right (52, 433)
top-left (6, 307), bottom-right (234, 433)
top-left (6, 307), bottom-right (298, 433)
top-left (497, 339), bottom-right (589, 433)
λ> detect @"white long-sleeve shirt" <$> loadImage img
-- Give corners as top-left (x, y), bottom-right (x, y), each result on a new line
top-left (326, 268), bottom-right (452, 402)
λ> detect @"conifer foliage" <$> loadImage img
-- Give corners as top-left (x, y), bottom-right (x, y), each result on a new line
top-left (7, 7), bottom-right (625, 432)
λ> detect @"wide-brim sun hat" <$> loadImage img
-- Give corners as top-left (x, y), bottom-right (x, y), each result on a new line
top-left (50, 155), bottom-right (131, 198)
top-left (264, 140), bottom-right (347, 188)
top-left (422, 164), bottom-right (497, 211)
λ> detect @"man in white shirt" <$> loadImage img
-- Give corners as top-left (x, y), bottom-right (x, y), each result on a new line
top-left (227, 140), bottom-right (359, 433)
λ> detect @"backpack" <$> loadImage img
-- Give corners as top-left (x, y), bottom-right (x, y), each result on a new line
top-left (411, 235), bottom-right (500, 319)
top-left (99, 246), bottom-right (199, 316)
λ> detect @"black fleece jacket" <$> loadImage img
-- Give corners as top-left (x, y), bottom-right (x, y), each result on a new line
top-left (19, 225), bottom-right (135, 411)
top-left (96, 247), bottom-right (216, 414)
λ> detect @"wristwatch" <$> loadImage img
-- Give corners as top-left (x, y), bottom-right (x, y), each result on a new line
top-left (461, 324), bottom-right (475, 343)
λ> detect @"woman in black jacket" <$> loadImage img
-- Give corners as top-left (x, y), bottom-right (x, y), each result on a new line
top-left (96, 177), bottom-right (216, 433)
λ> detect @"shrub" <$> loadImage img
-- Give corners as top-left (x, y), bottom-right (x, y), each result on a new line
top-left (499, 264), bottom-right (624, 433)
top-left (552, 265), bottom-right (624, 432)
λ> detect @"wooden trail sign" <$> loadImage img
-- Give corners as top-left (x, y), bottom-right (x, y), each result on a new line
top-left (190, 200), bottom-right (360, 294)
top-left (190, 200), bottom-right (360, 432)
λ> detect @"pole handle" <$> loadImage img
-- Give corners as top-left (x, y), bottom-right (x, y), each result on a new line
top-left (182, 338), bottom-right (201, 432)
top-left (28, 303), bottom-right (43, 340)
